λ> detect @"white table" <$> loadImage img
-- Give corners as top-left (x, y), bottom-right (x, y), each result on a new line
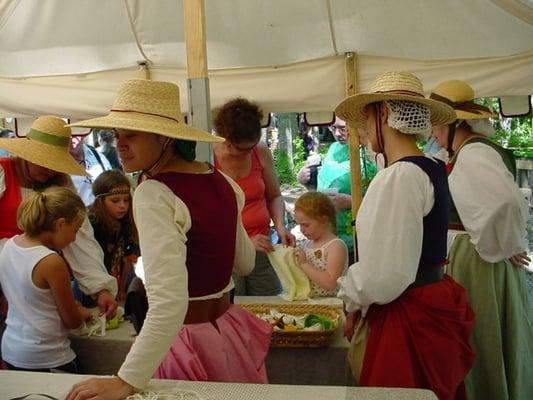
top-left (0, 371), bottom-right (438, 400)
top-left (70, 296), bottom-right (353, 385)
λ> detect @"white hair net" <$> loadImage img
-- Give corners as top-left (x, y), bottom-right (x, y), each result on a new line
top-left (385, 100), bottom-right (432, 139)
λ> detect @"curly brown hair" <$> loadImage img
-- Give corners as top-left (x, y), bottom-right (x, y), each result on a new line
top-left (213, 98), bottom-right (263, 144)
top-left (294, 191), bottom-right (337, 233)
top-left (88, 170), bottom-right (138, 245)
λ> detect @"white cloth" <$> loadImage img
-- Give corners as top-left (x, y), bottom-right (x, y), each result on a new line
top-left (118, 172), bottom-right (255, 390)
top-left (337, 159), bottom-right (436, 315)
top-left (0, 164), bottom-right (117, 297)
top-left (71, 144), bottom-right (112, 206)
top-left (267, 244), bottom-right (311, 301)
top-left (0, 239), bottom-right (76, 368)
top-left (449, 142), bottom-right (528, 262)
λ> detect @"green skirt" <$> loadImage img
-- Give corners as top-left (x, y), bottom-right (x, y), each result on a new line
top-left (448, 234), bottom-right (533, 400)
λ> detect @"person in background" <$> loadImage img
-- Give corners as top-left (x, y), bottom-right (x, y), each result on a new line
top-left (213, 98), bottom-right (296, 296)
top-left (337, 71), bottom-right (475, 400)
top-left (86, 170), bottom-right (139, 302)
top-left (0, 130), bottom-right (15, 157)
top-left (293, 191), bottom-right (348, 297)
top-left (431, 79), bottom-right (533, 400)
top-left (297, 117), bottom-right (377, 264)
top-left (65, 79), bottom-right (271, 400)
top-left (96, 129), bottom-right (122, 170)
top-left (69, 136), bottom-right (112, 206)
top-left (0, 187), bottom-right (92, 373)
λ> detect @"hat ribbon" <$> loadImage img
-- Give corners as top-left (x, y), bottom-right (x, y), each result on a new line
top-left (429, 93), bottom-right (492, 116)
top-left (26, 128), bottom-right (70, 147)
top-left (110, 108), bottom-right (180, 124)
top-left (374, 89), bottom-right (425, 98)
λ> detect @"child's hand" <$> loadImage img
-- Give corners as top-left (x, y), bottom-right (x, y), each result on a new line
top-left (78, 305), bottom-right (94, 322)
top-left (293, 247), bottom-right (308, 266)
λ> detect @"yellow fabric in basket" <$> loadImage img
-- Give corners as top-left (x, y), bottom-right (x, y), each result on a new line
top-left (267, 244), bottom-right (310, 301)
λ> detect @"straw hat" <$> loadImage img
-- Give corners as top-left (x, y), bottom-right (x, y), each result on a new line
top-left (69, 79), bottom-right (224, 143)
top-left (0, 116), bottom-right (87, 176)
top-left (430, 80), bottom-right (497, 120)
top-left (335, 71), bottom-right (456, 128)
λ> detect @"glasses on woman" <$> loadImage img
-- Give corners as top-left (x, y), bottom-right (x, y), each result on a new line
top-left (329, 125), bottom-right (347, 133)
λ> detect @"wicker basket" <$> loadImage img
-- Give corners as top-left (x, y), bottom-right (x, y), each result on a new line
top-left (241, 303), bottom-right (341, 348)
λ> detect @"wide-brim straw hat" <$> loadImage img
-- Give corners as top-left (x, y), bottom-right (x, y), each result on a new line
top-left (0, 116), bottom-right (87, 176)
top-left (69, 79), bottom-right (224, 143)
top-left (430, 80), bottom-right (497, 120)
top-left (335, 71), bottom-right (456, 128)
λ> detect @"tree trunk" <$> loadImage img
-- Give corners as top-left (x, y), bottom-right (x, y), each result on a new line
top-left (276, 113), bottom-right (298, 172)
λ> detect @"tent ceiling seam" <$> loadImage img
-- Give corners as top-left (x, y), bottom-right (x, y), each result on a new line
top-left (0, 0), bottom-right (21, 34)
top-left (489, 0), bottom-right (533, 25)
top-left (123, 0), bottom-right (152, 65)
top-left (326, 0), bottom-right (338, 55)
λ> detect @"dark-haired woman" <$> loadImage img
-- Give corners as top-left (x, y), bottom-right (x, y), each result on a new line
top-left (213, 98), bottom-right (296, 296)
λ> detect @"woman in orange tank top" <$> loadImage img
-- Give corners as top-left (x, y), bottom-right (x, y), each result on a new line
top-left (213, 98), bottom-right (296, 295)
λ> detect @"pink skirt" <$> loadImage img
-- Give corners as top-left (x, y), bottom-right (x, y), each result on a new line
top-left (154, 304), bottom-right (272, 383)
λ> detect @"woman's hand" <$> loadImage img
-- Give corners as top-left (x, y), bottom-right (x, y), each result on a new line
top-left (277, 227), bottom-right (296, 247)
top-left (508, 251), bottom-right (531, 268)
top-left (95, 289), bottom-right (118, 318)
top-left (293, 247), bottom-right (308, 266)
top-left (250, 234), bottom-right (274, 253)
top-left (343, 311), bottom-right (361, 342)
top-left (65, 376), bottom-right (135, 400)
top-left (327, 192), bottom-right (352, 211)
top-left (117, 290), bottom-right (127, 303)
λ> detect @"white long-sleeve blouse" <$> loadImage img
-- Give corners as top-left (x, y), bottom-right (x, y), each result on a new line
top-left (337, 159), bottom-right (436, 315)
top-left (117, 172), bottom-right (255, 389)
top-left (449, 143), bottom-right (528, 262)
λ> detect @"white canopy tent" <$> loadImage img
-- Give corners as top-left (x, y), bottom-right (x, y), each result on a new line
top-left (0, 0), bottom-right (532, 119)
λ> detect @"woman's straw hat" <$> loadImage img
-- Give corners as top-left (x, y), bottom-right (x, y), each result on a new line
top-left (0, 116), bottom-right (87, 176)
top-left (69, 79), bottom-right (224, 143)
top-left (430, 80), bottom-right (497, 120)
top-left (335, 71), bottom-right (456, 128)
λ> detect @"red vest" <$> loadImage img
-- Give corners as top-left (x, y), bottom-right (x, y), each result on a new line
top-left (151, 169), bottom-right (238, 297)
top-left (0, 158), bottom-right (23, 238)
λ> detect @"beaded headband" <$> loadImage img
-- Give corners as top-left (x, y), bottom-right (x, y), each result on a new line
top-left (95, 188), bottom-right (131, 199)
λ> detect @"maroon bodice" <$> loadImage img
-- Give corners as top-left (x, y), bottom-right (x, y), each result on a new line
top-left (151, 169), bottom-right (237, 297)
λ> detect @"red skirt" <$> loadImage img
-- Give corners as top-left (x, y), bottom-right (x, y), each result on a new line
top-left (360, 276), bottom-right (475, 400)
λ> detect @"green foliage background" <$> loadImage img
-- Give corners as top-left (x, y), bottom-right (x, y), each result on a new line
top-left (478, 98), bottom-right (533, 158)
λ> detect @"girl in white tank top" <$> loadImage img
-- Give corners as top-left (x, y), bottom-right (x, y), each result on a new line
top-left (0, 187), bottom-right (91, 371)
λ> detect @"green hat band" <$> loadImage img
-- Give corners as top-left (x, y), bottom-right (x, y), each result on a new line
top-left (26, 128), bottom-right (70, 147)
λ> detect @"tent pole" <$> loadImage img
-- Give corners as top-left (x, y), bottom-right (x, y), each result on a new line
top-left (184, 0), bottom-right (212, 161)
top-left (344, 52), bottom-right (362, 262)
top-left (136, 61), bottom-right (151, 80)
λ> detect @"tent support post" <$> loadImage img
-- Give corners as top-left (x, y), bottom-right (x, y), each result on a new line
top-left (184, 0), bottom-right (212, 162)
top-left (345, 51), bottom-right (362, 262)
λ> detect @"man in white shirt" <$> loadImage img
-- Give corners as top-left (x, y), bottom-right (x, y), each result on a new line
top-left (70, 138), bottom-right (112, 205)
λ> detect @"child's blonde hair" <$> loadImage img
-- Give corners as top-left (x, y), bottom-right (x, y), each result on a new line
top-left (294, 191), bottom-right (337, 233)
top-left (17, 187), bottom-right (86, 236)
